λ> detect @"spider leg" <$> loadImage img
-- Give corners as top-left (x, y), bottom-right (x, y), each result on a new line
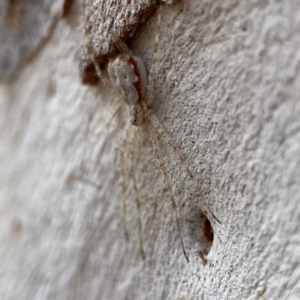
top-left (111, 33), bottom-right (133, 55)
top-left (148, 124), bottom-right (189, 262)
top-left (83, 0), bottom-right (113, 86)
top-left (83, 0), bottom-right (102, 79)
top-left (146, 4), bottom-right (162, 107)
top-left (147, 108), bottom-right (221, 224)
top-left (120, 124), bottom-right (131, 241)
top-left (68, 173), bottom-right (101, 190)
top-left (103, 104), bottom-right (121, 128)
top-left (130, 126), bottom-right (146, 259)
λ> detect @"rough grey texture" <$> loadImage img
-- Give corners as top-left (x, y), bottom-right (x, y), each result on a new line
top-left (80, 0), bottom-right (161, 84)
top-left (79, 0), bottom-right (175, 84)
top-left (0, 0), bottom-right (300, 299)
top-left (83, 0), bottom-right (157, 56)
top-left (0, 0), bottom-right (70, 80)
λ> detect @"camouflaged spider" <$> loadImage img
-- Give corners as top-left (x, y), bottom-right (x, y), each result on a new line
top-left (83, 4), bottom-right (220, 263)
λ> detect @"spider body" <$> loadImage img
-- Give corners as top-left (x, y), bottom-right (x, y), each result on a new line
top-left (108, 45), bottom-right (148, 126)
top-left (81, 3), bottom-right (220, 263)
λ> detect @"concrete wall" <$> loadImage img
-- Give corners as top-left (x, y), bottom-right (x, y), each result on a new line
top-left (0, 0), bottom-right (299, 299)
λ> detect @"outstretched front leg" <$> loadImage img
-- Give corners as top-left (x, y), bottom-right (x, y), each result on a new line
top-left (146, 5), bottom-right (162, 107)
top-left (120, 124), bottom-right (131, 241)
top-left (146, 107), bottom-right (221, 224)
top-left (130, 127), bottom-right (146, 259)
top-left (148, 124), bottom-right (189, 262)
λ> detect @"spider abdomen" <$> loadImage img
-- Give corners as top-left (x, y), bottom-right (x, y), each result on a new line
top-left (108, 53), bottom-right (148, 126)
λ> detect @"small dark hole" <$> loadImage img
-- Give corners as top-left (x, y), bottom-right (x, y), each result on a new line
top-left (191, 210), bottom-right (214, 261)
top-left (204, 219), bottom-right (214, 243)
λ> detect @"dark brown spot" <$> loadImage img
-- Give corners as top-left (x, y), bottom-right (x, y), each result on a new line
top-left (61, 0), bottom-right (74, 17)
top-left (80, 62), bottom-right (100, 85)
top-left (203, 218), bottom-right (214, 243)
top-left (5, 0), bottom-right (22, 27)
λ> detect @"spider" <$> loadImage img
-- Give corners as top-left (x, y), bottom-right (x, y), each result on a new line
top-left (80, 2), bottom-right (220, 263)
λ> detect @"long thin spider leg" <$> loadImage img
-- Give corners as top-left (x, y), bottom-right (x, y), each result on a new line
top-left (120, 124), bottom-right (131, 241)
top-left (148, 125), bottom-right (189, 263)
top-left (83, 0), bottom-right (113, 87)
top-left (93, 104), bottom-right (122, 144)
top-left (68, 174), bottom-right (101, 190)
top-left (111, 34), bottom-right (132, 55)
top-left (146, 4), bottom-right (162, 106)
top-left (103, 104), bottom-right (121, 128)
top-left (130, 127), bottom-right (146, 259)
top-left (147, 108), bottom-right (221, 224)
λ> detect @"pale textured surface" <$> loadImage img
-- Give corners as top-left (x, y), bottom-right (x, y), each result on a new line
top-left (79, 0), bottom-right (158, 84)
top-left (0, 0), bottom-right (69, 80)
top-left (83, 0), bottom-right (157, 56)
top-left (1, 0), bottom-right (300, 299)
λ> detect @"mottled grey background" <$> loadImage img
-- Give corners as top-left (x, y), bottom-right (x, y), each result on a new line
top-left (0, 0), bottom-right (299, 299)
